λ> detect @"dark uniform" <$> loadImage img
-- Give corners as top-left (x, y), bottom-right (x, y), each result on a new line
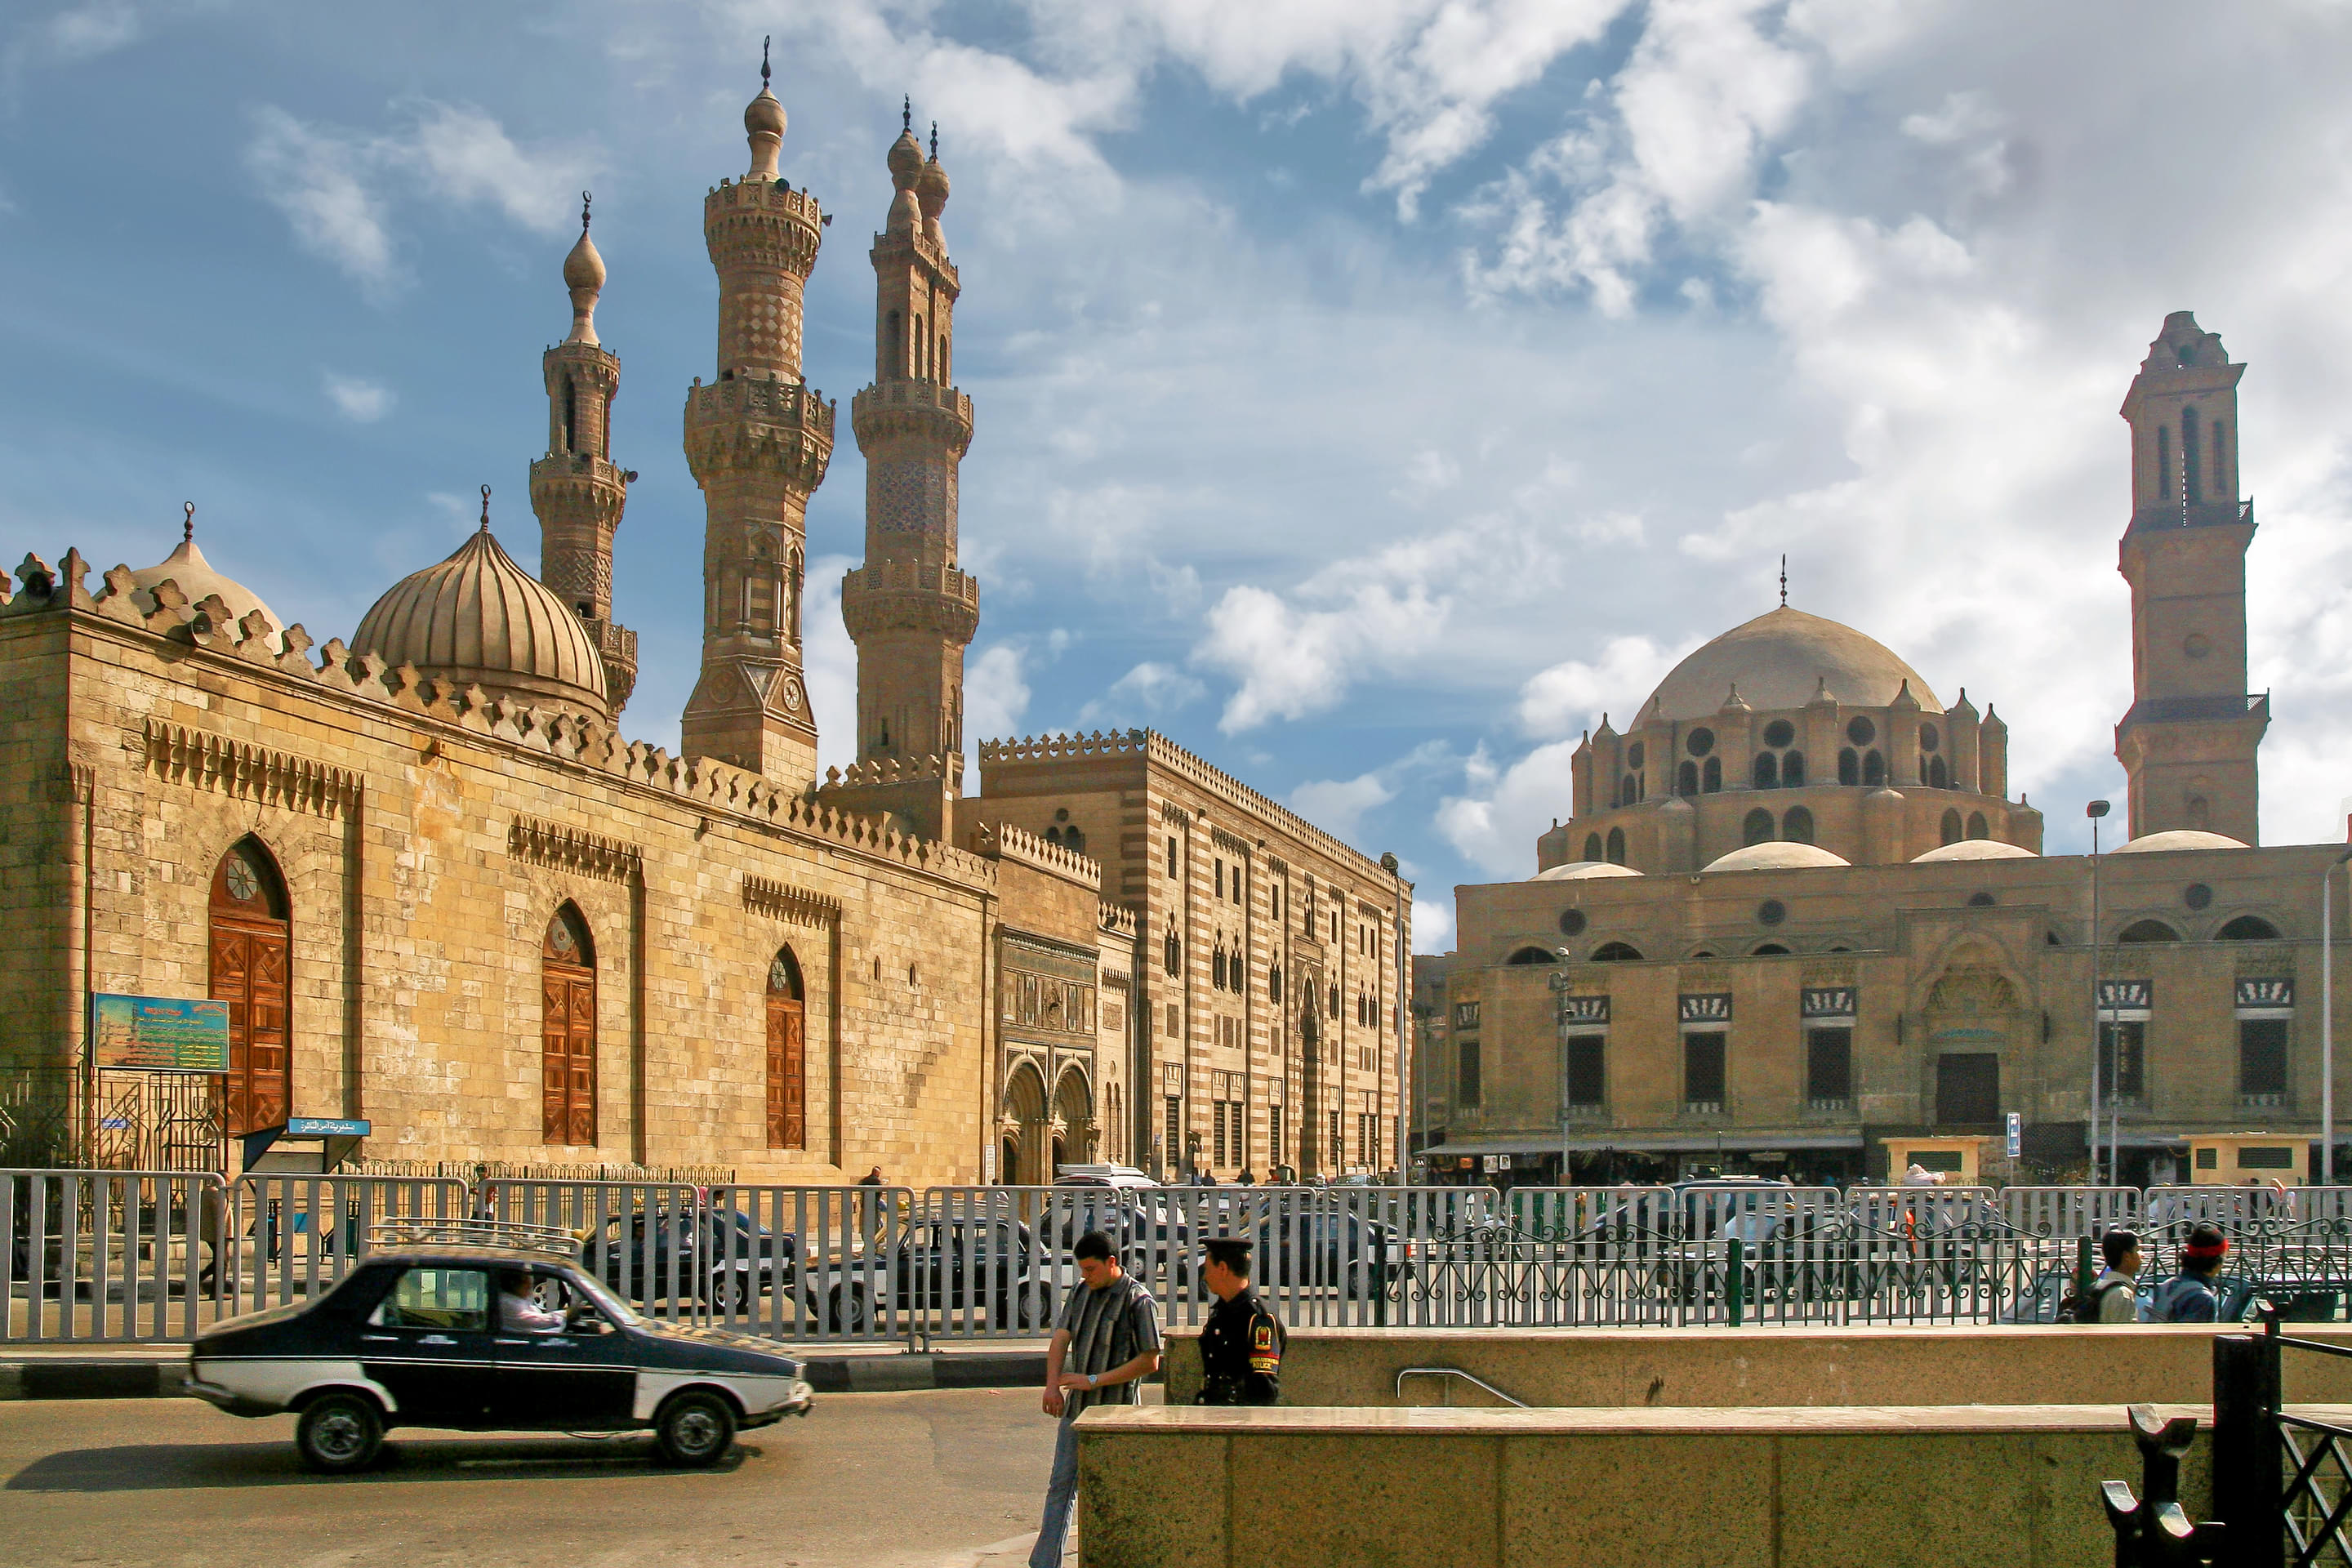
top-left (1196, 1285), bottom-right (1285, 1405)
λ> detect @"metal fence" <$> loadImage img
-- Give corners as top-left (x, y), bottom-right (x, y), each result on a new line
top-left (15, 1172), bottom-right (2352, 1346)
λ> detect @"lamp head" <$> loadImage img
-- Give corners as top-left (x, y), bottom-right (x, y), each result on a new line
top-left (2087, 800), bottom-right (2111, 820)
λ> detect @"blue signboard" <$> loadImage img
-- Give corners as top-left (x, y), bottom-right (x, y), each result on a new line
top-left (285, 1118), bottom-right (372, 1138)
top-left (91, 994), bottom-right (230, 1073)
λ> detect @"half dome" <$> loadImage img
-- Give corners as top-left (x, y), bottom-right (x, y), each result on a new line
top-left (1644, 606), bottom-right (1940, 723)
top-left (1912, 840), bottom-right (2038, 863)
top-left (1530, 862), bottom-right (1645, 881)
top-left (2111, 829), bottom-right (2250, 855)
top-left (351, 528), bottom-right (608, 718)
top-left (131, 537), bottom-right (283, 648)
top-left (1701, 841), bottom-right (1852, 873)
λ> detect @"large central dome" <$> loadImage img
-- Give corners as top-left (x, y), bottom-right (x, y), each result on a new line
top-left (1643, 606), bottom-right (1940, 723)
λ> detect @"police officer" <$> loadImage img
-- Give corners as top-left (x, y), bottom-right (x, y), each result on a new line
top-left (1196, 1237), bottom-right (1284, 1405)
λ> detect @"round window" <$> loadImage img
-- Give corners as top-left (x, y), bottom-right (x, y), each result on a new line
top-left (2184, 883), bottom-right (2214, 911)
top-left (1626, 742), bottom-right (1646, 770)
top-left (2185, 633), bottom-right (2212, 660)
top-left (1757, 899), bottom-right (1787, 927)
top-left (1846, 715), bottom-right (1876, 746)
top-left (1558, 909), bottom-right (1588, 937)
top-left (224, 857), bottom-right (260, 902)
top-left (1920, 723), bottom-right (1940, 752)
top-left (1762, 719), bottom-right (1796, 748)
top-left (1686, 728), bottom-right (1715, 758)
top-left (1967, 891), bottom-right (1996, 907)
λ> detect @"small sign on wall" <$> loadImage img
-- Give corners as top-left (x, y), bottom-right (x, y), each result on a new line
top-left (90, 995), bottom-right (229, 1073)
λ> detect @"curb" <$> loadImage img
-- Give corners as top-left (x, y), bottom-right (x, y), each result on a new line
top-left (0, 1358), bottom-right (190, 1401)
top-left (0, 1352), bottom-right (1042, 1401)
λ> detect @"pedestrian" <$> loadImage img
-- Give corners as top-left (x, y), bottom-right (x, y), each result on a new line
top-left (1196, 1237), bottom-right (1284, 1405)
top-left (858, 1165), bottom-right (884, 1186)
top-left (2149, 1223), bottom-right (2229, 1322)
top-left (1237, 1168), bottom-right (1256, 1187)
top-left (1031, 1230), bottom-right (1161, 1568)
top-left (2075, 1228), bottom-right (2142, 1323)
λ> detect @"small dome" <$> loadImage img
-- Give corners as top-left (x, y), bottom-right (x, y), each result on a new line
top-left (1644, 606), bottom-right (1940, 723)
top-left (1530, 862), bottom-right (1644, 882)
top-left (916, 154), bottom-right (950, 209)
top-left (131, 537), bottom-right (283, 648)
top-left (1912, 840), bottom-right (2038, 863)
top-left (745, 87), bottom-right (786, 140)
top-left (1702, 842), bottom-right (1852, 873)
top-left (887, 128), bottom-right (924, 181)
top-left (562, 228), bottom-right (605, 293)
top-left (352, 526), bottom-right (607, 718)
top-left (2111, 829), bottom-right (2251, 855)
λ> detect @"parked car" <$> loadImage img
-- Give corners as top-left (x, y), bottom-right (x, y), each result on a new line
top-left (185, 1236), bottom-right (812, 1472)
top-left (588, 1208), bottom-right (795, 1312)
top-left (1250, 1206), bottom-right (1405, 1299)
top-left (804, 1215), bottom-right (1062, 1332)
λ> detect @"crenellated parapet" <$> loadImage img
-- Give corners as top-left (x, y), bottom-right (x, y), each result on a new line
top-left (683, 372), bottom-right (835, 491)
top-left (838, 559), bottom-right (978, 643)
top-left (978, 820), bottom-right (1102, 886)
top-left (850, 380), bottom-right (972, 454)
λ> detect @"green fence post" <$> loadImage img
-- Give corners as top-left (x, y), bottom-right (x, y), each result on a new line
top-left (1727, 1236), bottom-right (1745, 1327)
top-left (2074, 1234), bottom-right (2095, 1321)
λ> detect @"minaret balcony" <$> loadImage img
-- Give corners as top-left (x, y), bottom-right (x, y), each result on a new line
top-left (840, 559), bottom-right (979, 644)
top-left (852, 381), bottom-right (973, 453)
top-left (529, 452), bottom-right (630, 487)
top-left (702, 179), bottom-right (824, 276)
top-left (684, 376), bottom-right (836, 488)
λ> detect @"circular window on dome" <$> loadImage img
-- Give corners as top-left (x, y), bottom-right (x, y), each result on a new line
top-left (1762, 719), bottom-right (1796, 748)
top-left (1967, 891), bottom-right (1996, 907)
top-left (1757, 898), bottom-right (1787, 927)
top-left (1686, 728), bottom-right (1714, 758)
top-left (1558, 909), bottom-right (1588, 937)
top-left (1627, 742), bottom-right (1646, 770)
top-left (2185, 633), bottom-right (2212, 660)
top-left (2184, 883), bottom-right (2213, 911)
top-left (1846, 715), bottom-right (1876, 746)
top-left (1920, 723), bottom-right (1940, 752)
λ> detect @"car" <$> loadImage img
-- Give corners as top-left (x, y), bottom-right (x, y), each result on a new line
top-left (589, 1207), bottom-right (796, 1311)
top-left (1054, 1164), bottom-right (1159, 1189)
top-left (185, 1227), bottom-right (813, 1473)
top-left (804, 1215), bottom-right (1062, 1333)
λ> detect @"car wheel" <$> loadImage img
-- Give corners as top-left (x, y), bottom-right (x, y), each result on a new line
top-left (654, 1391), bottom-right (737, 1468)
top-left (296, 1392), bottom-right (384, 1474)
top-left (706, 1272), bottom-right (749, 1316)
top-left (828, 1282), bottom-right (871, 1334)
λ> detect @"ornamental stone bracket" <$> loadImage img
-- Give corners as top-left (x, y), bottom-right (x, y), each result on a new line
top-left (742, 872), bottom-right (841, 926)
top-left (509, 814), bottom-right (642, 883)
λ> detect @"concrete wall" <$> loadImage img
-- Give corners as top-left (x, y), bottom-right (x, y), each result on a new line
top-left (1076, 1402), bottom-right (2230, 1568)
top-left (1162, 1323), bottom-right (2352, 1409)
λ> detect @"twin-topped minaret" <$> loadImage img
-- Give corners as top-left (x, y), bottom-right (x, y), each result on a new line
top-left (841, 105), bottom-right (978, 778)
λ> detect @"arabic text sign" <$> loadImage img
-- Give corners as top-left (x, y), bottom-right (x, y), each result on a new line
top-left (91, 994), bottom-right (230, 1073)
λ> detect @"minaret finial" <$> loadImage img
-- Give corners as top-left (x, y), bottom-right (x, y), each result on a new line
top-left (479, 484), bottom-right (492, 532)
top-left (761, 35), bottom-right (771, 88)
top-left (929, 121), bottom-right (939, 160)
top-left (1779, 553), bottom-right (1788, 608)
top-left (903, 96), bottom-right (911, 133)
top-left (182, 501), bottom-right (195, 545)
top-left (580, 189), bottom-right (591, 234)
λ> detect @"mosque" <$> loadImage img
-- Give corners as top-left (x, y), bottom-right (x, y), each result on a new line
top-left (1419, 310), bottom-right (2347, 1188)
top-left (0, 68), bottom-right (1407, 1187)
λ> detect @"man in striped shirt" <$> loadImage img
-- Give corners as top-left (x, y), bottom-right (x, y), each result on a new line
top-left (1030, 1230), bottom-right (1162, 1568)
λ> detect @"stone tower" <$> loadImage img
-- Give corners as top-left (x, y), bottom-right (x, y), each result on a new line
top-left (2114, 310), bottom-right (2266, 843)
top-left (679, 51), bottom-right (835, 787)
top-left (530, 195), bottom-right (638, 711)
top-left (842, 111), bottom-right (978, 777)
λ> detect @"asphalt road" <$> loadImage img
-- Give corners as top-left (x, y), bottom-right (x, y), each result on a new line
top-left (0, 1388), bottom-right (1082, 1568)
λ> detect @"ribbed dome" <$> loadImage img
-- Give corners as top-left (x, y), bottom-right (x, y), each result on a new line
top-left (352, 527), bottom-right (607, 718)
top-left (1644, 607), bottom-right (1940, 723)
top-left (1701, 841), bottom-right (1852, 873)
top-left (1911, 840), bottom-right (2038, 863)
top-left (1530, 862), bottom-right (1645, 882)
top-left (132, 537), bottom-right (283, 648)
top-left (2111, 829), bottom-right (2250, 854)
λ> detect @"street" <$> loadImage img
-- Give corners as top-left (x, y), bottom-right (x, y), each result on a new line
top-left (0, 1388), bottom-right (1078, 1568)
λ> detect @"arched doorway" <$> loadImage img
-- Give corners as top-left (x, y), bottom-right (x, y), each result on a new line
top-left (1001, 1061), bottom-right (1048, 1184)
top-left (209, 838), bottom-right (290, 1136)
top-left (766, 947), bottom-right (806, 1150)
top-left (1051, 1068), bottom-right (1093, 1176)
top-left (541, 905), bottom-right (597, 1146)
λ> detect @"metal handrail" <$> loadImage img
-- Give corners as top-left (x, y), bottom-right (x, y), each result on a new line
top-left (367, 1219), bottom-right (582, 1262)
top-left (1396, 1365), bottom-right (1528, 1408)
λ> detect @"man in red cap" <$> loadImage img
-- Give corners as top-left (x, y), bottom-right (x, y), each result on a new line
top-left (2150, 1223), bottom-right (2229, 1322)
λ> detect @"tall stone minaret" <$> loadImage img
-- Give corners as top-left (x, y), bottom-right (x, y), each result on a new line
top-left (2114, 310), bottom-right (2266, 843)
top-left (842, 109), bottom-right (977, 777)
top-left (680, 47), bottom-right (835, 786)
top-left (530, 194), bottom-right (637, 711)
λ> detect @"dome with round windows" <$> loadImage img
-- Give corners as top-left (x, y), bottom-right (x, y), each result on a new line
top-left (352, 526), bottom-right (608, 719)
top-left (1702, 841), bottom-right (1852, 873)
top-left (1643, 606), bottom-right (1940, 723)
top-left (2110, 829), bottom-right (2250, 854)
top-left (1912, 840), bottom-right (2038, 863)
top-left (1530, 862), bottom-right (1644, 881)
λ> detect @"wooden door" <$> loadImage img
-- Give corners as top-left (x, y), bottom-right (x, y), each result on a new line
top-left (210, 848), bottom-right (290, 1138)
top-left (766, 997), bottom-right (805, 1149)
top-left (541, 964), bottom-right (596, 1146)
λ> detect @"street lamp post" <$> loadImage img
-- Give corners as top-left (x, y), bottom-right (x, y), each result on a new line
top-left (2326, 850), bottom-right (2352, 1184)
top-left (1383, 852), bottom-right (1409, 1180)
top-left (2087, 800), bottom-right (2110, 1186)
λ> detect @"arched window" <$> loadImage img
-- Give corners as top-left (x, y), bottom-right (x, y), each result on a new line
top-left (1751, 943), bottom-right (1791, 956)
top-left (1677, 761), bottom-right (1699, 797)
top-left (1838, 749), bottom-right (1859, 786)
top-left (2187, 795), bottom-right (2212, 831)
top-left (541, 904), bottom-right (597, 1146)
top-left (1783, 751), bottom-right (1806, 786)
top-left (1861, 750), bottom-right (1885, 786)
top-left (1507, 947), bottom-right (1552, 965)
top-left (2217, 915), bottom-right (2283, 942)
top-left (1940, 809), bottom-right (1963, 846)
top-left (1045, 826), bottom-right (1062, 846)
top-left (1966, 811), bottom-right (1989, 840)
top-left (2182, 406), bottom-right (2203, 501)
top-left (766, 947), bottom-right (806, 1150)
top-left (2117, 919), bottom-right (2180, 944)
top-left (1268, 964), bottom-right (1284, 1002)
top-left (1212, 947), bottom-right (1227, 991)
top-left (887, 310), bottom-right (904, 376)
top-left (210, 837), bottom-right (291, 1137)
top-left (1703, 756), bottom-right (1722, 792)
top-left (1328, 982), bottom-right (1341, 1019)
top-left (1753, 751), bottom-right (1779, 790)
top-left (2213, 421), bottom-right (2229, 495)
top-left (1929, 756), bottom-right (1949, 789)
top-left (1590, 942), bottom-right (1644, 962)
top-left (1605, 827), bottom-right (1626, 865)
top-left (938, 332), bottom-right (951, 382)
top-left (1782, 806), bottom-right (1815, 844)
top-left (1744, 808), bottom-right (1775, 846)
top-left (1065, 826), bottom-right (1085, 854)
top-left (562, 376), bottom-right (578, 454)
top-left (2157, 425), bottom-right (2172, 497)
top-left (1583, 833), bottom-right (1604, 862)
top-left (1164, 933), bottom-right (1183, 975)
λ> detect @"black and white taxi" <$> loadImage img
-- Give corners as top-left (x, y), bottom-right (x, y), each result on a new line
top-left (185, 1224), bottom-right (813, 1472)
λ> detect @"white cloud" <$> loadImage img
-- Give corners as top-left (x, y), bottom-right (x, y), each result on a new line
top-left (1517, 635), bottom-right (1686, 738)
top-left (803, 554), bottom-right (861, 779)
top-left (1195, 574), bottom-right (1448, 733)
top-left (323, 372), bottom-right (394, 424)
top-left (39, 1), bottom-right (139, 62)
top-left (1290, 771), bottom-right (1395, 842)
top-left (1434, 738), bottom-right (1581, 877)
top-left (1078, 661), bottom-right (1205, 726)
top-left (964, 643), bottom-right (1033, 752)
top-left (399, 102), bottom-right (596, 235)
top-left (1411, 897), bottom-right (1454, 955)
top-left (246, 106), bottom-right (399, 294)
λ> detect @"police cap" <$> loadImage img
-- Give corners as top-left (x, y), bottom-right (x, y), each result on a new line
top-left (1203, 1236), bottom-right (1254, 1274)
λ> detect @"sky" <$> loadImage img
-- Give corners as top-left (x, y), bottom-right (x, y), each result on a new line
top-left (5, 1), bottom-right (2352, 956)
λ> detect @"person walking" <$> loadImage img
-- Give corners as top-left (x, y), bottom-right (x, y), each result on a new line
top-left (1196, 1237), bottom-right (1285, 1405)
top-left (2079, 1228), bottom-right (2143, 1323)
top-left (1031, 1231), bottom-right (1161, 1567)
top-left (858, 1165), bottom-right (884, 1186)
top-left (2149, 1223), bottom-right (2229, 1322)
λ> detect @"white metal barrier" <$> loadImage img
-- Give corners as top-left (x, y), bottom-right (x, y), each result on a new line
top-left (1998, 1187), bottom-right (2143, 1239)
top-left (229, 1175), bottom-right (471, 1311)
top-left (3, 1169), bottom-right (229, 1343)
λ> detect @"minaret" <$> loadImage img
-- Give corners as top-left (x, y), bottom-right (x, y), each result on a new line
top-left (2114, 310), bottom-right (2265, 842)
top-left (842, 109), bottom-right (978, 776)
top-left (530, 194), bottom-right (637, 711)
top-left (679, 44), bottom-right (835, 786)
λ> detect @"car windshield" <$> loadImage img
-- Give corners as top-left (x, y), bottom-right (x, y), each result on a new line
top-left (568, 1268), bottom-right (646, 1327)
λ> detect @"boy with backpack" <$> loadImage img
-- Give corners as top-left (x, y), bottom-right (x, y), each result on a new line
top-left (2149, 1223), bottom-right (2229, 1322)
top-left (2074, 1227), bottom-right (2142, 1323)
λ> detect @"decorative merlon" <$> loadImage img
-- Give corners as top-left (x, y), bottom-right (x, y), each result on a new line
top-left (142, 721), bottom-right (363, 820)
top-left (510, 815), bottom-right (641, 882)
top-left (742, 874), bottom-right (841, 925)
top-left (978, 821), bottom-right (1101, 885)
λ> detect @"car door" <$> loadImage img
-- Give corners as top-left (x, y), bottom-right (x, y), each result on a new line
top-left (357, 1265), bottom-right (497, 1427)
top-left (492, 1272), bottom-right (637, 1430)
